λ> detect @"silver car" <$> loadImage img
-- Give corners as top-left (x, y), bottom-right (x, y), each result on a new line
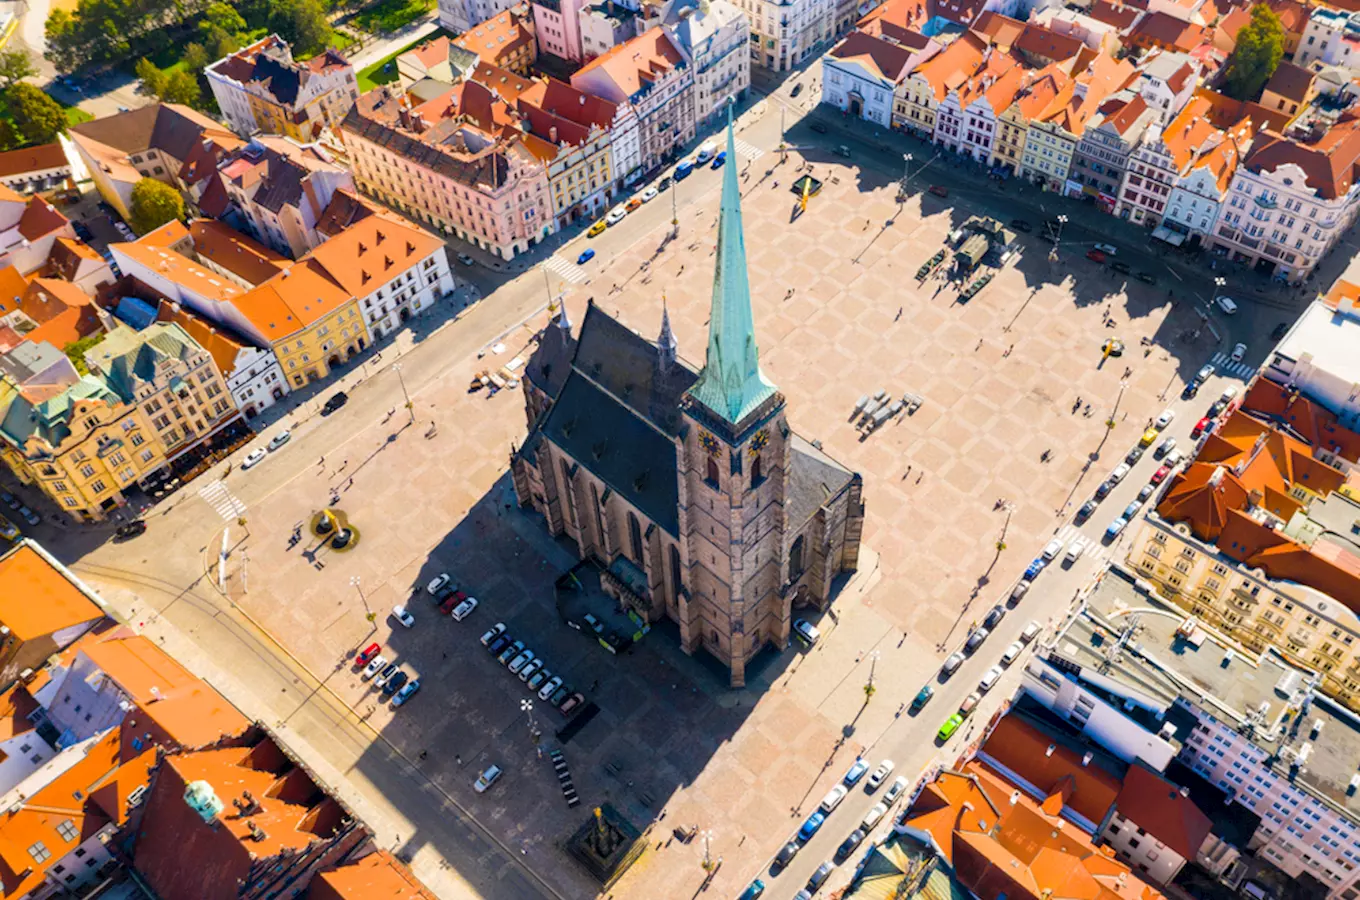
top-left (508, 650), bottom-right (535, 674)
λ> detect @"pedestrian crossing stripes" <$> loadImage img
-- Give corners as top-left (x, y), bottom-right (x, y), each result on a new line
top-left (542, 254), bottom-right (589, 285)
top-left (198, 479), bottom-right (247, 521)
top-left (1209, 353), bottom-right (1254, 380)
top-left (548, 749), bottom-right (580, 808)
top-left (1053, 525), bottom-right (1113, 564)
top-left (733, 138), bottom-right (764, 161)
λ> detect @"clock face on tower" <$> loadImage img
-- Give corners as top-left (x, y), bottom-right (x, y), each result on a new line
top-left (699, 430), bottom-right (723, 457)
top-left (749, 428), bottom-right (769, 456)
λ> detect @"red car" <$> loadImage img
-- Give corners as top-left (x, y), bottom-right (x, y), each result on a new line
top-left (928, 185), bottom-right (949, 198)
top-left (1086, 249), bottom-right (1106, 264)
top-left (1191, 416), bottom-right (1212, 438)
top-left (355, 643), bottom-right (381, 667)
top-left (1151, 465), bottom-right (1171, 485)
top-left (439, 590), bottom-right (468, 614)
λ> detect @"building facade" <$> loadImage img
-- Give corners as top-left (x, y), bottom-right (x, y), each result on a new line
top-left (734, 0), bottom-right (835, 71)
top-left (511, 118), bottom-right (864, 687)
top-left (663, 0), bottom-right (751, 129)
top-left (518, 79), bottom-right (618, 228)
top-left (531, 0), bottom-right (589, 60)
top-left (206, 35), bottom-right (359, 141)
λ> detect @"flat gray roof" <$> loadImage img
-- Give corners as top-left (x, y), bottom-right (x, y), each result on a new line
top-left (1272, 300), bottom-right (1360, 388)
top-left (1053, 572), bottom-right (1360, 818)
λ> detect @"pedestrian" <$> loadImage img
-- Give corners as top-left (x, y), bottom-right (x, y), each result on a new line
top-left (895, 306), bottom-right (903, 321)
top-left (917, 472), bottom-right (923, 483)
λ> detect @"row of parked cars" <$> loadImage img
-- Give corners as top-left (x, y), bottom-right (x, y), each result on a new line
top-left (356, 642), bottom-right (421, 705)
top-left (480, 622), bottom-right (585, 716)
top-left (742, 757), bottom-right (911, 899)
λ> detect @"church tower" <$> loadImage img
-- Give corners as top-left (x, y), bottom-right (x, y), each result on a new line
top-left (678, 106), bottom-right (790, 688)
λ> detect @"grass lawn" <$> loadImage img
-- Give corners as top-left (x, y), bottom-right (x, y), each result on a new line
top-left (298, 28), bottom-right (358, 59)
top-left (64, 104), bottom-right (94, 127)
top-left (354, 0), bottom-right (434, 35)
top-left (356, 29), bottom-right (449, 91)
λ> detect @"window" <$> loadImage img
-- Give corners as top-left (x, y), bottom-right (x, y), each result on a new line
top-left (751, 455), bottom-right (763, 488)
top-left (27, 842), bottom-right (50, 863)
top-left (628, 512), bottom-right (644, 564)
top-left (706, 456), bottom-right (720, 487)
top-left (55, 819), bottom-right (78, 842)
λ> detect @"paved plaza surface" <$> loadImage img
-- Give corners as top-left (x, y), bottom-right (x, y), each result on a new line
top-left (31, 95), bottom-right (1286, 900)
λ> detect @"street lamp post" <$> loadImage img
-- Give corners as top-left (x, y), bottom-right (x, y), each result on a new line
top-left (1108, 379), bottom-right (1129, 431)
top-left (864, 650), bottom-right (880, 701)
top-left (350, 576), bottom-right (374, 620)
top-left (392, 364), bottom-right (414, 424)
top-left (671, 174), bottom-right (679, 236)
top-left (899, 153), bottom-right (912, 199)
top-left (1048, 214), bottom-right (1068, 263)
top-left (520, 698), bottom-right (541, 757)
top-left (701, 830), bottom-right (715, 871)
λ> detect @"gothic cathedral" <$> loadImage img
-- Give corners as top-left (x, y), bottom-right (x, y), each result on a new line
top-left (511, 111), bottom-right (865, 687)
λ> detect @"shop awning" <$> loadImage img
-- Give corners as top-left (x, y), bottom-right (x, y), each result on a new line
top-left (1152, 225), bottom-right (1187, 246)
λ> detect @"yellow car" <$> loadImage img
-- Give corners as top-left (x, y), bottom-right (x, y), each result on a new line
top-left (587, 220), bottom-right (607, 237)
top-left (0, 514), bottom-right (17, 541)
top-left (1140, 427), bottom-right (1159, 447)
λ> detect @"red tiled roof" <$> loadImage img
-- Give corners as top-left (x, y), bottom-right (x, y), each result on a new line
top-left (829, 31), bottom-right (918, 82)
top-left (1129, 11), bottom-right (1207, 51)
top-left (309, 851), bottom-right (439, 900)
top-left (1243, 115), bottom-right (1360, 200)
top-left (980, 714), bottom-right (1121, 826)
top-left (1113, 766), bottom-right (1213, 860)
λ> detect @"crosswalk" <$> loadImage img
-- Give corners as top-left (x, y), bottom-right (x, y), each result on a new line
top-left (1052, 524), bottom-right (1114, 565)
top-left (542, 254), bottom-right (589, 285)
top-left (198, 479), bottom-right (247, 521)
top-left (1209, 352), bottom-right (1255, 380)
top-left (548, 749), bottom-right (580, 808)
top-left (734, 137), bottom-right (765, 161)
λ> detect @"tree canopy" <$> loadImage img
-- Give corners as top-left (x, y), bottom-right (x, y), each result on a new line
top-left (0, 50), bottom-right (36, 91)
top-left (1223, 4), bottom-right (1284, 101)
top-left (130, 178), bottom-right (184, 234)
top-left (6, 84), bottom-right (67, 145)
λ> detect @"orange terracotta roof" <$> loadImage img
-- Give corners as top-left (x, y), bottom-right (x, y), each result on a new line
top-left (0, 730), bottom-right (128, 896)
top-left (82, 631), bottom-right (200, 705)
top-left (1268, 0), bottom-right (1308, 34)
top-left (310, 851), bottom-right (440, 900)
top-left (1089, 0), bottom-right (1143, 29)
top-left (305, 212), bottom-right (443, 298)
top-left (1191, 87), bottom-right (1292, 132)
top-left (156, 300), bottom-right (250, 377)
top-left (980, 714), bottom-right (1122, 826)
top-left (16, 197), bottom-right (69, 243)
top-left (1241, 376), bottom-right (1360, 463)
top-left (0, 266), bottom-right (29, 314)
top-left (1244, 115), bottom-right (1360, 200)
top-left (0, 144), bottom-right (68, 180)
top-left (916, 32), bottom-right (989, 100)
top-left (574, 26), bottom-right (687, 96)
top-left (0, 544), bottom-right (103, 640)
top-left (452, 4), bottom-right (535, 69)
top-left (1129, 11), bottom-right (1207, 51)
top-left (187, 219), bottom-right (289, 286)
top-left (1113, 765), bottom-right (1212, 860)
top-left (1162, 97), bottom-right (1224, 170)
top-left (1013, 63), bottom-right (1074, 121)
top-left (830, 31), bottom-right (918, 83)
top-left (111, 241), bottom-right (250, 306)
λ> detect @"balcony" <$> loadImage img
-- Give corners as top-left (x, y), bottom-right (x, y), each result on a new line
top-left (1253, 194), bottom-right (1277, 210)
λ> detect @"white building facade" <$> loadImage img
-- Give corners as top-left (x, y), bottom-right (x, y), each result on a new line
top-left (1296, 7), bottom-right (1360, 70)
top-left (439, 0), bottom-right (523, 34)
top-left (734, 0), bottom-right (835, 71)
top-left (663, 0), bottom-right (750, 128)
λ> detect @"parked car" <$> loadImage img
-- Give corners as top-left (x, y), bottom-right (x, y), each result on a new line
top-left (866, 760), bottom-right (895, 790)
top-left (1010, 579), bottom-right (1030, 602)
top-left (1270, 322), bottom-right (1289, 340)
top-left (508, 650), bottom-right (535, 674)
top-left (549, 685), bottom-right (572, 707)
top-left (606, 206), bottom-right (628, 225)
top-left (883, 776), bottom-right (909, 806)
top-left (382, 671), bottom-right (409, 696)
top-left (1165, 449), bottom-right (1184, 468)
top-left (978, 665), bottom-right (1003, 693)
top-left (393, 679), bottom-right (421, 706)
top-left (1086, 248), bottom-right (1106, 264)
top-left (113, 520), bottom-right (147, 540)
top-left (1151, 465), bottom-right (1172, 485)
top-left (674, 160), bottom-right (695, 179)
top-left (498, 639), bottom-right (525, 665)
top-left (355, 643), bottom-right (381, 667)
top-left (1024, 558), bottom-right (1045, 580)
top-left (794, 618), bottom-right (820, 645)
top-left (1095, 479), bottom-right (1114, 499)
top-left (640, 186), bottom-right (659, 202)
top-left (242, 448), bottom-right (267, 469)
top-left (790, 82), bottom-right (804, 97)
top-left (481, 622), bottom-right (506, 646)
top-left (1138, 483), bottom-right (1155, 502)
top-left (1136, 271), bottom-right (1157, 285)
top-left (1105, 517), bottom-right (1128, 540)
top-left (519, 659), bottom-right (543, 682)
top-left (1154, 437), bottom-right (1176, 459)
top-left (474, 765), bottom-right (503, 793)
top-left (807, 862), bottom-right (834, 893)
top-left (775, 841), bottom-right (800, 869)
top-left (836, 829), bottom-right (865, 862)
top-left (809, 121), bottom-right (828, 134)
top-left (711, 151), bottom-right (727, 169)
top-left (1216, 296), bottom-right (1238, 315)
top-left (362, 655), bottom-right (387, 679)
top-left (451, 597), bottom-right (478, 621)
top-left (625, 197), bottom-right (643, 212)
top-left (1041, 538), bottom-right (1062, 561)
top-left (942, 652), bottom-right (964, 676)
top-left (928, 185), bottom-right (949, 197)
top-left (1076, 499), bottom-right (1098, 522)
top-left (267, 430), bottom-right (291, 451)
top-left (964, 626), bottom-right (990, 653)
top-left (577, 248), bottom-right (596, 265)
top-left (842, 758), bottom-right (869, 786)
top-left (1195, 364), bottom-right (1215, 384)
top-left (1110, 260), bottom-right (1131, 275)
top-left (798, 811), bottom-right (826, 841)
top-left (1001, 641), bottom-right (1024, 665)
top-left (1125, 445), bottom-right (1144, 465)
top-left (426, 573), bottom-right (453, 596)
top-left (983, 604), bottom-right (1005, 629)
top-left (959, 692), bottom-right (981, 717)
top-left (1064, 541), bottom-right (1084, 565)
top-left (1123, 501), bottom-right (1142, 520)
top-left (937, 713), bottom-right (963, 741)
top-left (1110, 463), bottom-right (1131, 483)
top-left (1140, 427), bottom-right (1159, 446)
top-left (321, 392), bottom-right (348, 415)
top-left (656, 175), bottom-right (672, 191)
top-left (1021, 621), bottom-right (1042, 643)
top-left (438, 590), bottom-right (465, 614)
top-left (1093, 243), bottom-right (1118, 255)
top-left (538, 675), bottom-right (564, 700)
top-left (0, 492), bottom-right (16, 510)
top-left (1156, 409), bottom-right (1176, 429)
top-left (456, 253), bottom-right (475, 265)
top-left (911, 685), bottom-right (934, 711)
top-left (1192, 416), bottom-right (1213, 438)
top-left (527, 668), bottom-right (551, 692)
top-left (862, 802), bottom-right (889, 830)
top-left (373, 662), bottom-right (399, 689)
top-left (559, 692), bottom-right (585, 716)
top-left (391, 605), bottom-right (415, 628)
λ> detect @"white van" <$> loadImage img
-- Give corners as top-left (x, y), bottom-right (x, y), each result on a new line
top-left (820, 784), bottom-right (848, 813)
top-left (697, 141), bottom-right (718, 163)
top-left (1064, 541), bottom-right (1085, 564)
top-left (1216, 296), bottom-right (1239, 315)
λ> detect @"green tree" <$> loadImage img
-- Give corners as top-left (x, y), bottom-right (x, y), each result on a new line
top-left (1224, 4), bottom-right (1284, 101)
top-left (161, 69), bottom-right (202, 106)
top-left (129, 177), bottom-right (184, 234)
top-left (62, 333), bottom-right (105, 375)
top-left (0, 50), bottom-right (36, 90)
top-left (5, 84), bottom-right (67, 145)
top-left (0, 119), bottom-right (19, 152)
top-left (270, 0), bottom-right (332, 57)
top-left (182, 43), bottom-right (210, 75)
top-left (43, 9), bottom-right (84, 73)
top-left (199, 1), bottom-right (247, 38)
top-left (134, 57), bottom-right (167, 98)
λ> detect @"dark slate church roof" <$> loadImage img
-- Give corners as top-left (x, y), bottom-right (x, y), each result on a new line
top-left (527, 301), bottom-right (695, 537)
top-left (787, 434), bottom-right (855, 531)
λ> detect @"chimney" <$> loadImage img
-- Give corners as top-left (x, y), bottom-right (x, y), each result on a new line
top-left (550, 125), bottom-right (559, 143)
top-left (1179, 786), bottom-right (1191, 797)
top-left (412, 111), bottom-right (426, 133)
top-left (1082, 751), bottom-right (1093, 766)
top-left (1046, 744), bottom-right (1056, 757)
top-left (1009, 790), bottom-right (1021, 805)
top-left (399, 104), bottom-right (412, 129)
top-left (246, 821), bottom-right (267, 842)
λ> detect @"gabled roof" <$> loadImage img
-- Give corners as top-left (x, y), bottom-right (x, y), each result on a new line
top-left (1262, 60), bottom-right (1315, 104)
top-left (1088, 0), bottom-right (1143, 29)
top-left (188, 220), bottom-right (290, 286)
top-left (829, 31), bottom-right (918, 83)
top-left (915, 32), bottom-right (989, 100)
top-left (0, 543), bottom-right (103, 640)
top-left (451, 3), bottom-right (536, 68)
top-left (309, 851), bottom-right (439, 900)
top-left (305, 212), bottom-right (443, 297)
top-left (70, 104), bottom-right (242, 163)
top-left (572, 26), bottom-right (687, 100)
top-left (1243, 115), bottom-right (1360, 200)
top-left (314, 189), bottom-right (378, 238)
top-left (1113, 765), bottom-right (1213, 860)
top-left (0, 144), bottom-right (69, 179)
top-left (1128, 11), bottom-right (1206, 51)
top-left (979, 714), bottom-right (1123, 827)
top-left (157, 299), bottom-right (255, 374)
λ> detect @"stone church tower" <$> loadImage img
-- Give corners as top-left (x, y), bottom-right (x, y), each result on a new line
top-left (511, 110), bottom-right (864, 687)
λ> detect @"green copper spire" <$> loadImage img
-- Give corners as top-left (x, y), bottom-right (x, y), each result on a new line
top-left (688, 104), bottom-right (777, 426)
